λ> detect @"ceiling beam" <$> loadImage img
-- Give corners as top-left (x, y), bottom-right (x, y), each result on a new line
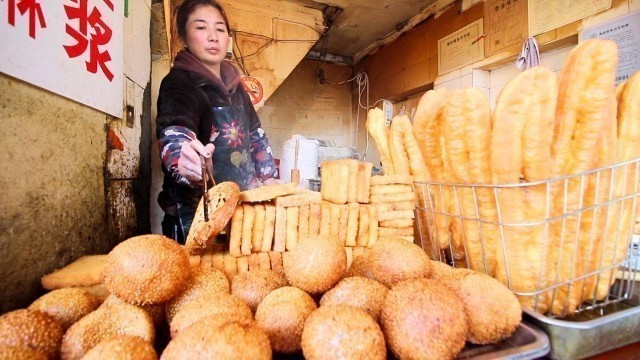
top-left (353, 0), bottom-right (457, 65)
top-left (305, 50), bottom-right (352, 65)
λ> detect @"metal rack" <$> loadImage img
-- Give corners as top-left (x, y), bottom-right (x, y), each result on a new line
top-left (414, 157), bottom-right (640, 319)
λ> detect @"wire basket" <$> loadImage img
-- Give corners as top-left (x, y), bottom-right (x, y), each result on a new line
top-left (414, 157), bottom-right (640, 318)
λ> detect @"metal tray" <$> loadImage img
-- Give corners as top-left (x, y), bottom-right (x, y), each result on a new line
top-left (456, 322), bottom-right (550, 360)
top-left (524, 278), bottom-right (640, 359)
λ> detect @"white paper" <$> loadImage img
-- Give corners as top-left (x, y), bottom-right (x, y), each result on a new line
top-left (581, 11), bottom-right (640, 85)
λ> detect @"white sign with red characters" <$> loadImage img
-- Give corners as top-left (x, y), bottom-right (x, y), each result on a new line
top-left (0, 0), bottom-right (123, 117)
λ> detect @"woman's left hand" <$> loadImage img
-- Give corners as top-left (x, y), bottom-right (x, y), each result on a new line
top-left (263, 178), bottom-right (279, 186)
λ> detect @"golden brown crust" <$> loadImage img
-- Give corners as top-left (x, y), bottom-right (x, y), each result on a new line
top-left (381, 279), bottom-right (467, 359)
top-left (348, 237), bottom-right (430, 288)
top-left (413, 88), bottom-right (448, 182)
top-left (231, 269), bottom-right (287, 312)
top-left (103, 235), bottom-right (190, 305)
top-left (283, 236), bottom-right (347, 294)
top-left (366, 108), bottom-right (395, 175)
top-left (101, 294), bottom-right (165, 328)
top-left (255, 286), bottom-right (317, 354)
top-left (81, 336), bottom-right (157, 360)
top-left (165, 268), bottom-right (230, 324)
top-left (186, 182), bottom-right (240, 254)
top-left (61, 304), bottom-right (154, 360)
top-left (0, 345), bottom-right (47, 360)
top-left (228, 206), bottom-right (243, 257)
top-left (240, 203), bottom-right (256, 256)
top-left (239, 182), bottom-right (297, 203)
top-left (319, 276), bottom-right (389, 322)
top-left (0, 309), bottom-right (64, 360)
top-left (321, 160), bottom-right (350, 204)
top-left (252, 204), bottom-right (266, 252)
top-left (302, 305), bottom-right (386, 360)
top-left (41, 255), bottom-right (107, 290)
top-left (389, 115), bottom-right (412, 176)
top-left (29, 288), bottom-right (100, 330)
top-left (356, 162), bottom-right (373, 203)
top-left (453, 274), bottom-right (522, 344)
top-left (370, 174), bottom-right (413, 185)
top-left (169, 292), bottom-right (253, 338)
top-left (392, 114), bottom-right (429, 181)
top-left (491, 66), bottom-right (562, 313)
top-left (274, 190), bottom-right (323, 207)
top-left (548, 39), bottom-right (618, 315)
top-left (162, 320), bottom-right (271, 360)
top-left (261, 204), bottom-right (276, 252)
top-left (594, 70), bottom-right (640, 301)
top-left (285, 206), bottom-right (300, 251)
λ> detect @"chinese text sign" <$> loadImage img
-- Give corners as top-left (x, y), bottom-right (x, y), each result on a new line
top-left (1, 0), bottom-right (123, 117)
top-left (581, 11), bottom-right (640, 86)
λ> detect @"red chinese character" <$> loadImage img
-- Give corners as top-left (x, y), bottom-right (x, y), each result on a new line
top-left (63, 0), bottom-right (114, 81)
top-left (4, 0), bottom-right (47, 39)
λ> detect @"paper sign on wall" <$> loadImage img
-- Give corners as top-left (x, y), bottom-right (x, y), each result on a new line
top-left (0, 0), bottom-right (124, 118)
top-left (581, 11), bottom-right (640, 86)
top-left (528, 0), bottom-right (611, 36)
top-left (438, 19), bottom-right (485, 75)
top-left (485, 0), bottom-right (527, 58)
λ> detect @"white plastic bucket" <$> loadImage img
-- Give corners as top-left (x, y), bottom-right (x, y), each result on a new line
top-left (280, 135), bottom-right (319, 186)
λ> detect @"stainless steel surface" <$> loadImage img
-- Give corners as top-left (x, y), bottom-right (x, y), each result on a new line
top-left (456, 322), bottom-right (550, 360)
top-left (525, 277), bottom-right (640, 359)
top-left (414, 157), bottom-right (640, 317)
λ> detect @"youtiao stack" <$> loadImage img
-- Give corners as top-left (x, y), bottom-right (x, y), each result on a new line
top-left (411, 39), bottom-right (640, 317)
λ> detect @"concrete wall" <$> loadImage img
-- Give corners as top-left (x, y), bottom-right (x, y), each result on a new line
top-left (258, 60), bottom-right (354, 159)
top-left (0, 75), bottom-right (109, 313)
top-left (0, 1), bottom-right (152, 313)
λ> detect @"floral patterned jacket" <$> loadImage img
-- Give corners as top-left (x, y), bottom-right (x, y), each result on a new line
top-left (156, 51), bottom-right (276, 238)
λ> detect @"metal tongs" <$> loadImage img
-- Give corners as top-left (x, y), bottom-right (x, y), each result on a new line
top-left (200, 155), bottom-right (215, 221)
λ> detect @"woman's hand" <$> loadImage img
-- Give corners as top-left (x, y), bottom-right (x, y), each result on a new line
top-left (177, 139), bottom-right (215, 183)
top-left (262, 178), bottom-right (280, 186)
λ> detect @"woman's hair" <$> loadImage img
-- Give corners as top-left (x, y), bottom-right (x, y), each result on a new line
top-left (176, 0), bottom-right (230, 41)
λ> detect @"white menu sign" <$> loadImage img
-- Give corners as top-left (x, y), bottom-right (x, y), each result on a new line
top-left (0, 0), bottom-right (124, 118)
top-left (581, 11), bottom-right (640, 85)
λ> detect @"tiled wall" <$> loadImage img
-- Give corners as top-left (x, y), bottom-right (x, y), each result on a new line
top-left (432, 45), bottom-right (574, 109)
top-left (487, 46), bottom-right (573, 107)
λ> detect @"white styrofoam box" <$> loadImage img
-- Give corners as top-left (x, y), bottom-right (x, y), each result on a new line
top-left (472, 69), bottom-right (490, 88)
top-left (434, 77), bottom-right (462, 92)
top-left (540, 46), bottom-right (573, 73)
top-left (460, 74), bottom-right (473, 88)
top-left (434, 68), bottom-right (462, 86)
top-left (124, 0), bottom-right (151, 87)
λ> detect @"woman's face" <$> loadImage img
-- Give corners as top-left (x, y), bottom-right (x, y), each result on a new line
top-left (184, 5), bottom-right (230, 72)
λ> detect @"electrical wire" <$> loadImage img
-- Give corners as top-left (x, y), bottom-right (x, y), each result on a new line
top-left (232, 17), bottom-right (326, 63)
top-left (320, 69), bottom-right (395, 162)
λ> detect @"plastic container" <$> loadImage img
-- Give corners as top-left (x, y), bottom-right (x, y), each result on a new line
top-left (280, 135), bottom-right (319, 184)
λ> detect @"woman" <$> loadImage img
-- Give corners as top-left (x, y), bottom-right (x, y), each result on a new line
top-left (156, 0), bottom-right (278, 243)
